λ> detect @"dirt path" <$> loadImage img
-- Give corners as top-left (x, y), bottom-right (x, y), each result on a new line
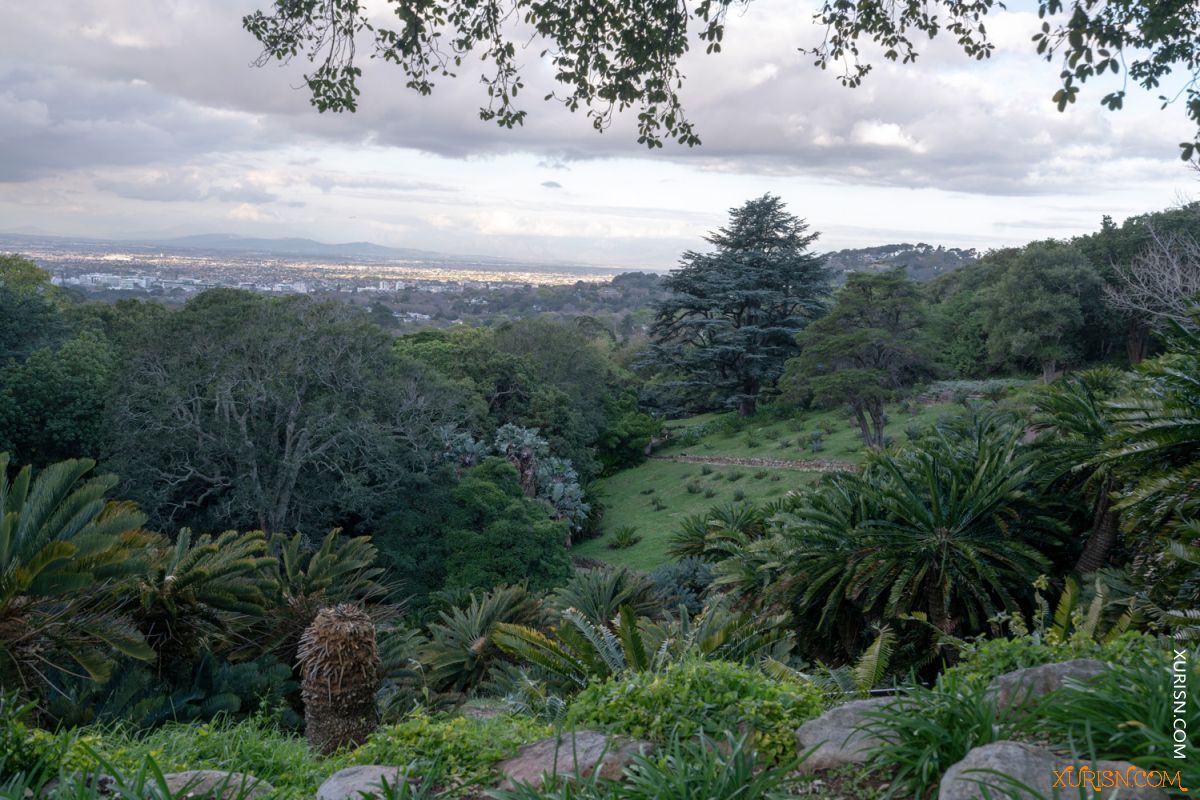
top-left (650, 454), bottom-right (859, 473)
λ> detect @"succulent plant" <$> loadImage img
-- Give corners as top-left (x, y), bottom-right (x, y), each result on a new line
top-left (297, 604), bottom-right (380, 754)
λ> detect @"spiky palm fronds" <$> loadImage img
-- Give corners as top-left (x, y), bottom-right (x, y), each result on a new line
top-left (0, 453), bottom-right (154, 695)
top-left (1032, 368), bottom-right (1126, 574)
top-left (666, 501), bottom-right (776, 562)
top-left (252, 530), bottom-right (397, 666)
top-left (493, 604), bottom-right (661, 689)
top-left (494, 597), bottom-right (792, 692)
top-left (132, 528), bottom-right (276, 662)
top-left (1106, 319), bottom-right (1200, 533)
top-left (549, 567), bottom-right (661, 624)
top-left (420, 584), bottom-right (546, 696)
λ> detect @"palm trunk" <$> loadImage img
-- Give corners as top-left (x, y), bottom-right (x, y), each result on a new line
top-left (1075, 485), bottom-right (1119, 574)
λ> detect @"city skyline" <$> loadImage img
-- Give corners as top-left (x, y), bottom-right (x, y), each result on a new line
top-left (2, 0), bottom-right (1197, 268)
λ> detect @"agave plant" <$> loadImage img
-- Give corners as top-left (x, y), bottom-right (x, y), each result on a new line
top-left (0, 454), bottom-right (154, 696)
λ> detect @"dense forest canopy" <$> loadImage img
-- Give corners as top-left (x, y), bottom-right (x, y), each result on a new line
top-left (3, 198), bottom-right (1200, 797)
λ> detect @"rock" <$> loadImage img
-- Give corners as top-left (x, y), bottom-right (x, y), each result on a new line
top-left (161, 771), bottom-right (273, 799)
top-left (317, 766), bottom-right (417, 800)
top-left (795, 697), bottom-right (891, 772)
top-left (988, 659), bottom-right (1108, 711)
top-left (496, 730), bottom-right (655, 790)
top-left (939, 741), bottom-right (1169, 800)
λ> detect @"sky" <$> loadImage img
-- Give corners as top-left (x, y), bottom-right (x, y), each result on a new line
top-left (0, 0), bottom-right (1195, 269)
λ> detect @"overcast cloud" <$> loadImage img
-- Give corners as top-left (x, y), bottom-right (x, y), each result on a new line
top-left (0, 0), bottom-right (1195, 267)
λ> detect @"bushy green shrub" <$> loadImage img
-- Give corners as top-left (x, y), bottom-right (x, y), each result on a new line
top-left (0, 693), bottom-right (63, 779)
top-left (78, 715), bottom-right (323, 798)
top-left (944, 632), bottom-right (1158, 687)
top-left (565, 660), bottom-right (824, 764)
top-left (349, 712), bottom-right (550, 792)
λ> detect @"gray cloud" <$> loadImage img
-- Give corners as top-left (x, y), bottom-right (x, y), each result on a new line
top-left (541, 180), bottom-right (562, 189)
top-left (3, 0), bottom-right (1186, 198)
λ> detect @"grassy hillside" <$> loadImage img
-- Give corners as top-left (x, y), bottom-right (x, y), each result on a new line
top-left (574, 400), bottom-right (970, 570)
top-left (573, 460), bottom-right (821, 570)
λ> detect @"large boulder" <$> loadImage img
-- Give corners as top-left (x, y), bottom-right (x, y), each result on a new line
top-left (795, 697), bottom-right (891, 772)
top-left (161, 771), bottom-right (273, 799)
top-left (496, 730), bottom-right (655, 790)
top-left (987, 659), bottom-right (1108, 711)
top-left (939, 741), bottom-right (1169, 800)
top-left (316, 766), bottom-right (414, 800)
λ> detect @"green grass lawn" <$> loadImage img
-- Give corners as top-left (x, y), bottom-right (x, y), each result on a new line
top-left (573, 460), bottom-right (822, 570)
top-left (574, 401), bottom-right (969, 571)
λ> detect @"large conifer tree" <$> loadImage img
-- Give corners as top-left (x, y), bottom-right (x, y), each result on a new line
top-left (645, 195), bottom-right (830, 416)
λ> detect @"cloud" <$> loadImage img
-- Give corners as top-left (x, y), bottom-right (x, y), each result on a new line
top-left (3, 0), bottom-right (1188, 197)
top-left (541, 180), bottom-right (562, 189)
top-left (93, 168), bottom-right (280, 204)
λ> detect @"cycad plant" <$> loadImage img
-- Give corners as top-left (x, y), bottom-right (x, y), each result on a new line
top-left (131, 529), bottom-right (276, 665)
top-left (493, 597), bottom-right (791, 691)
top-left (0, 454), bottom-right (154, 696)
top-left (298, 603), bottom-right (380, 754)
top-left (1032, 368), bottom-right (1125, 574)
top-left (255, 530), bottom-right (394, 668)
top-left (776, 414), bottom-right (1057, 664)
top-left (549, 567), bottom-right (661, 625)
top-left (420, 584), bottom-right (546, 697)
top-left (1106, 317), bottom-right (1200, 533)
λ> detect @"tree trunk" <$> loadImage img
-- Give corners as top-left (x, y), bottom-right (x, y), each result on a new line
top-left (851, 404), bottom-right (872, 446)
top-left (1040, 359), bottom-right (1058, 384)
top-left (1075, 484), bottom-right (1120, 575)
top-left (739, 395), bottom-right (757, 417)
top-left (1126, 321), bottom-right (1149, 365)
top-left (867, 400), bottom-right (887, 449)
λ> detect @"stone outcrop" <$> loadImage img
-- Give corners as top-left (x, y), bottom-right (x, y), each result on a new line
top-left (939, 741), bottom-right (1169, 800)
top-left (987, 659), bottom-right (1108, 711)
top-left (794, 697), bottom-right (891, 772)
top-left (160, 771), bottom-right (273, 799)
top-left (316, 766), bottom-right (415, 800)
top-left (495, 730), bottom-right (655, 790)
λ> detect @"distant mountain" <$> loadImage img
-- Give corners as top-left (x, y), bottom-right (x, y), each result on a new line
top-left (162, 234), bottom-right (443, 261)
top-left (825, 243), bottom-right (977, 282)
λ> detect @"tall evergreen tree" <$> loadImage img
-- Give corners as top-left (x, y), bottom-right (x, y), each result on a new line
top-left (644, 195), bottom-right (830, 416)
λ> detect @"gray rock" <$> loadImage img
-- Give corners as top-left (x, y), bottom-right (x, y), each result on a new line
top-left (316, 766), bottom-right (414, 800)
top-left (496, 730), bottom-right (655, 790)
top-left (988, 660), bottom-right (1108, 711)
top-left (795, 697), bottom-right (891, 772)
top-left (939, 741), bottom-right (1169, 800)
top-left (161, 771), bottom-right (273, 799)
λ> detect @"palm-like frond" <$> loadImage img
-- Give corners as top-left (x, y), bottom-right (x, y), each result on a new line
top-left (549, 567), bottom-right (660, 624)
top-left (0, 454), bottom-right (154, 695)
